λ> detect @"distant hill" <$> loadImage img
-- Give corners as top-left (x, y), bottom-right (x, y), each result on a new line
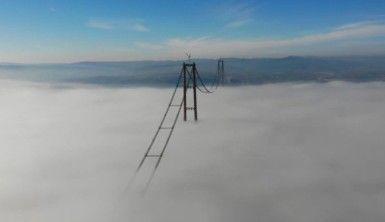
top-left (1, 56), bottom-right (385, 86)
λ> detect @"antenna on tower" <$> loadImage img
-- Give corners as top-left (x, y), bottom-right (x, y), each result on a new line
top-left (185, 52), bottom-right (192, 62)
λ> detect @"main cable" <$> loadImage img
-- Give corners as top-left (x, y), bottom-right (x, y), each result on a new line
top-left (143, 72), bottom-right (193, 192)
top-left (121, 67), bottom-right (184, 195)
top-left (196, 69), bottom-right (214, 94)
top-left (135, 67), bottom-right (183, 173)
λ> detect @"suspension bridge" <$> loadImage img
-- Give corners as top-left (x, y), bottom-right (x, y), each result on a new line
top-left (127, 58), bottom-right (225, 192)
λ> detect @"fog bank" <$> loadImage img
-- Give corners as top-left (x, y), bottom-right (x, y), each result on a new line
top-left (0, 80), bottom-right (385, 222)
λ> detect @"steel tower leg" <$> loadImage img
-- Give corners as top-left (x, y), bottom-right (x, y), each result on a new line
top-left (183, 63), bottom-right (187, 121)
top-left (192, 63), bottom-right (198, 121)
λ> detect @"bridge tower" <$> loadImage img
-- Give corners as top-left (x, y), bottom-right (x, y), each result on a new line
top-left (182, 62), bottom-right (198, 121)
top-left (218, 58), bottom-right (225, 84)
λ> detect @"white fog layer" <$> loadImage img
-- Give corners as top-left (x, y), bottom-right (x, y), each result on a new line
top-left (0, 80), bottom-right (385, 222)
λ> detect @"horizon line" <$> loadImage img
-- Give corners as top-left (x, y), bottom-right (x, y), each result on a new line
top-left (2, 54), bottom-right (385, 66)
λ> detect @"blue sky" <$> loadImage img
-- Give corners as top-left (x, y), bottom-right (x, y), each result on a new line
top-left (0, 0), bottom-right (385, 63)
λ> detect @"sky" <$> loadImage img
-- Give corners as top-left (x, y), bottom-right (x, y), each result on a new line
top-left (0, 0), bottom-right (385, 62)
top-left (1, 80), bottom-right (385, 222)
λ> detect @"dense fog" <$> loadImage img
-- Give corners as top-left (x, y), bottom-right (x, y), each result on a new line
top-left (1, 80), bottom-right (385, 222)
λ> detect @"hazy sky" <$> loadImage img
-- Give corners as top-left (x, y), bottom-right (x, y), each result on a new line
top-left (1, 80), bottom-right (385, 222)
top-left (1, 0), bottom-right (385, 62)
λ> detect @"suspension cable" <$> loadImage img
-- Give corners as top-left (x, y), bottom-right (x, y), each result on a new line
top-left (195, 69), bottom-right (214, 94)
top-left (143, 72), bottom-right (193, 191)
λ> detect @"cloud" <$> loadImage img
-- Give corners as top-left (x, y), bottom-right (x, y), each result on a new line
top-left (335, 21), bottom-right (378, 30)
top-left (1, 80), bottom-right (385, 222)
top-left (86, 20), bottom-right (115, 30)
top-left (225, 19), bottom-right (253, 28)
top-left (3, 20), bottom-right (384, 63)
top-left (132, 23), bottom-right (149, 32)
top-left (135, 21), bottom-right (385, 58)
top-left (134, 42), bottom-right (165, 50)
top-left (215, 1), bottom-right (255, 29)
top-left (86, 19), bottom-right (150, 32)
top-left (3, 21), bottom-right (384, 63)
